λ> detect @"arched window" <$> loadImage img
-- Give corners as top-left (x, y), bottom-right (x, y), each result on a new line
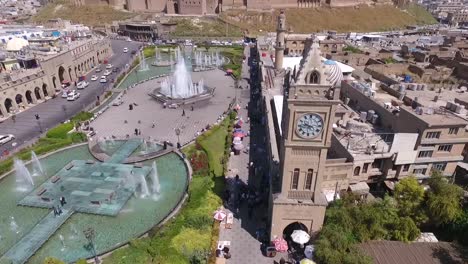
top-left (354, 166), bottom-right (361, 176)
top-left (308, 71), bottom-right (320, 84)
top-left (292, 169), bottom-right (300, 189)
top-left (305, 169), bottom-right (313, 190)
top-left (292, 41), bottom-right (298, 48)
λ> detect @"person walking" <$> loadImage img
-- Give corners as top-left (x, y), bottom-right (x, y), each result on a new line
top-left (182, 109), bottom-right (185, 116)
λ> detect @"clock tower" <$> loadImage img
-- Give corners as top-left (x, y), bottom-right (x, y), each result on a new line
top-left (270, 37), bottom-right (342, 240)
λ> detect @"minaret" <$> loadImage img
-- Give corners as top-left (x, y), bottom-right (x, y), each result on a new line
top-left (274, 10), bottom-right (286, 71)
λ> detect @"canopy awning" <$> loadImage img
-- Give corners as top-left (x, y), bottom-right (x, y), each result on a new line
top-left (349, 182), bottom-right (370, 195)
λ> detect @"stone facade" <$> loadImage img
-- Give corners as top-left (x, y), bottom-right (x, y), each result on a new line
top-left (0, 38), bottom-right (112, 118)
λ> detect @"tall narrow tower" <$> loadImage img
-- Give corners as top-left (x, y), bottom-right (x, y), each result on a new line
top-left (275, 10), bottom-right (286, 71)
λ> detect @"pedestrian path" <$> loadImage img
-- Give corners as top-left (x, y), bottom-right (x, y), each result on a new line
top-left (1, 209), bottom-right (74, 264)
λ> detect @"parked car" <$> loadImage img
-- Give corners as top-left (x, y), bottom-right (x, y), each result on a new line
top-left (67, 90), bottom-right (80, 101)
top-left (91, 75), bottom-right (98, 81)
top-left (95, 68), bottom-right (102, 73)
top-left (103, 70), bottom-right (112, 76)
top-left (106, 64), bottom-right (113, 69)
top-left (100, 76), bottom-right (107, 83)
top-left (61, 90), bottom-right (70, 98)
top-left (131, 50), bottom-right (137, 55)
top-left (0, 134), bottom-right (15, 145)
top-left (168, 103), bottom-right (178, 109)
top-left (112, 67), bottom-right (118, 73)
top-left (123, 47), bottom-right (128, 53)
top-left (77, 81), bottom-right (89, 89)
top-left (112, 99), bottom-right (123, 106)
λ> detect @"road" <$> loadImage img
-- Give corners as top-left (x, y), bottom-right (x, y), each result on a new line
top-left (0, 39), bottom-right (141, 155)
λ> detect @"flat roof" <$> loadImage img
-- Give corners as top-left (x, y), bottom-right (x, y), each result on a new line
top-left (282, 56), bottom-right (354, 73)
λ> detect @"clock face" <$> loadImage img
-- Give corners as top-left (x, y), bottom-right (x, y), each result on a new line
top-left (296, 113), bottom-right (324, 139)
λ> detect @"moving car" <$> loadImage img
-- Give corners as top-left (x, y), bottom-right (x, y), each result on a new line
top-left (112, 99), bottom-right (123, 106)
top-left (123, 47), bottom-right (128, 53)
top-left (103, 70), bottom-right (112, 76)
top-left (95, 68), bottom-right (102, 73)
top-left (67, 90), bottom-right (80, 101)
top-left (100, 76), bottom-right (107, 83)
top-left (77, 81), bottom-right (89, 89)
top-left (91, 75), bottom-right (98, 81)
top-left (106, 64), bottom-right (113, 69)
top-left (0, 134), bottom-right (14, 145)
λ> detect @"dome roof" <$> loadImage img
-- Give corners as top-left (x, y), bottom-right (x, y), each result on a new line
top-left (6, 37), bottom-right (29, 52)
top-left (325, 62), bottom-right (343, 87)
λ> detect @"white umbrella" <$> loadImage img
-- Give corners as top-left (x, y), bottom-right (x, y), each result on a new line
top-left (233, 144), bottom-right (244, 150)
top-left (291, 230), bottom-right (310, 245)
top-left (213, 209), bottom-right (227, 221)
top-left (304, 244), bottom-right (315, 259)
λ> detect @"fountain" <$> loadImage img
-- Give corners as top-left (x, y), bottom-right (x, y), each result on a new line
top-left (151, 161), bottom-right (161, 195)
top-left (159, 55), bottom-right (206, 99)
top-left (14, 158), bottom-right (34, 188)
top-left (10, 217), bottom-right (19, 234)
top-left (139, 50), bottom-right (149, 71)
top-left (139, 173), bottom-right (150, 198)
top-left (31, 151), bottom-right (44, 176)
top-left (69, 224), bottom-right (79, 240)
top-left (59, 234), bottom-right (66, 251)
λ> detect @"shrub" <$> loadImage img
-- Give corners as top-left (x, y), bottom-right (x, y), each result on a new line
top-left (45, 122), bottom-right (74, 139)
top-left (70, 111), bottom-right (93, 123)
top-left (43, 257), bottom-right (65, 264)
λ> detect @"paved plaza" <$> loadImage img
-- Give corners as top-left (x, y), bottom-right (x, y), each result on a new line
top-left (90, 69), bottom-right (237, 145)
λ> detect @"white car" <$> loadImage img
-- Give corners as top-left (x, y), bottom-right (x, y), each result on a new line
top-left (112, 99), bottom-right (123, 106)
top-left (106, 64), bottom-right (113, 69)
top-left (0, 134), bottom-right (15, 145)
top-left (91, 75), bottom-right (98, 81)
top-left (103, 70), bottom-right (112, 76)
top-left (126, 38), bottom-right (132, 42)
top-left (61, 90), bottom-right (70, 98)
top-left (67, 91), bottom-right (80, 101)
top-left (100, 76), bottom-right (107, 83)
top-left (77, 81), bottom-right (89, 89)
top-left (123, 47), bottom-right (128, 53)
top-left (95, 68), bottom-right (102, 73)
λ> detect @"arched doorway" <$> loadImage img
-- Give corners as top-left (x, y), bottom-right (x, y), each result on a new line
top-left (78, 64), bottom-right (81, 72)
top-left (96, 51), bottom-right (100, 62)
top-left (68, 68), bottom-right (73, 81)
top-left (4, 98), bottom-right (13, 113)
top-left (42, 83), bottom-right (48, 97)
top-left (283, 221), bottom-right (309, 250)
top-left (15, 94), bottom-right (23, 105)
top-left (58, 66), bottom-right (65, 83)
top-left (34, 87), bottom-right (41, 100)
top-left (52, 76), bottom-right (57, 89)
top-left (25, 90), bottom-right (33, 104)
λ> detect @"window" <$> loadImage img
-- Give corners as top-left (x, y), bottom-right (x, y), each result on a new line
top-left (425, 131), bottom-right (441, 139)
top-left (308, 71), bottom-right (320, 84)
top-left (449, 128), bottom-right (459, 135)
top-left (403, 164), bottom-right (410, 172)
top-left (413, 168), bottom-right (427, 175)
top-left (292, 169), bottom-right (299, 190)
top-left (433, 163), bottom-right (447, 171)
top-left (418, 151), bottom-right (433, 158)
top-left (363, 163), bottom-right (369, 173)
top-left (438, 144), bottom-right (453, 152)
top-left (421, 144), bottom-right (434, 147)
top-left (354, 166), bottom-right (361, 176)
top-left (305, 169), bottom-right (313, 190)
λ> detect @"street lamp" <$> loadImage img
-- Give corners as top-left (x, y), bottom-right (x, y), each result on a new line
top-left (83, 227), bottom-right (100, 264)
top-left (175, 128), bottom-right (181, 149)
top-left (61, 105), bottom-right (67, 122)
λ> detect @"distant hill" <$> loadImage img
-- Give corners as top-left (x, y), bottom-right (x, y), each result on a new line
top-left (31, 0), bottom-right (135, 27)
top-left (220, 5), bottom-right (437, 34)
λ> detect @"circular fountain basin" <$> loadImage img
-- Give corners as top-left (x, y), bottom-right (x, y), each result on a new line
top-left (0, 142), bottom-right (189, 263)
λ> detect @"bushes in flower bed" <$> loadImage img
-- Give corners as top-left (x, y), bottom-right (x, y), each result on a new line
top-left (45, 122), bottom-right (74, 139)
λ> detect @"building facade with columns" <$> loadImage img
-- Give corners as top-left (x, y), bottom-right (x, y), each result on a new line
top-left (0, 38), bottom-right (112, 119)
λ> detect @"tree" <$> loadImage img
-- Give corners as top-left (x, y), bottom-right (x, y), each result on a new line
top-left (394, 176), bottom-right (427, 225)
top-left (426, 171), bottom-right (464, 226)
top-left (390, 216), bottom-right (420, 242)
top-left (43, 257), bottom-right (65, 264)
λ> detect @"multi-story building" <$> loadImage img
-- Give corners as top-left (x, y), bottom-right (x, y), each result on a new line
top-left (257, 11), bottom-right (468, 242)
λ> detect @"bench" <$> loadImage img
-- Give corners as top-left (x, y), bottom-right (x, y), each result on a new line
top-left (65, 163), bottom-right (74, 170)
top-left (51, 176), bottom-right (60, 183)
top-left (36, 188), bottom-right (47, 196)
top-left (41, 197), bottom-right (51, 202)
top-left (90, 200), bottom-right (101, 206)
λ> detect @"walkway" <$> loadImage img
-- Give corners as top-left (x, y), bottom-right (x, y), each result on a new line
top-left (1, 209), bottom-right (73, 264)
top-left (218, 46), bottom-right (285, 264)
